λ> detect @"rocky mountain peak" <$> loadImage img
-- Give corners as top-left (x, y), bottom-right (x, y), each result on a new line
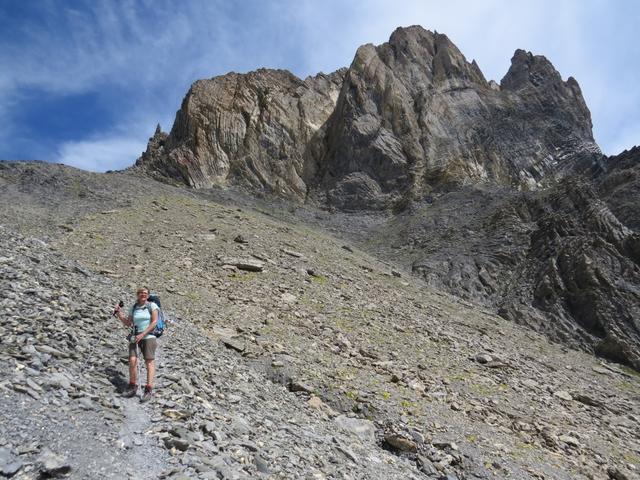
top-left (379, 26), bottom-right (488, 87)
top-left (501, 49), bottom-right (563, 90)
top-left (136, 25), bottom-right (602, 209)
top-left (500, 49), bottom-right (594, 137)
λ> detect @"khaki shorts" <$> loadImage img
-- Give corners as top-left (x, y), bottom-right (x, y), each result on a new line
top-left (128, 337), bottom-right (157, 361)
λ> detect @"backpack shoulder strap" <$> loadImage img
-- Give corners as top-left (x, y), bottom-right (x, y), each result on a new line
top-left (131, 302), bottom-right (150, 314)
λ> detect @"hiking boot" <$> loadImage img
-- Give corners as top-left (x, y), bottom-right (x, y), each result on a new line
top-left (123, 384), bottom-right (137, 398)
top-left (140, 386), bottom-right (153, 403)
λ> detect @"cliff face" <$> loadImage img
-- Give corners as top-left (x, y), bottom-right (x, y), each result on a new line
top-left (138, 68), bottom-right (345, 198)
top-left (310, 29), bottom-right (600, 210)
top-left (136, 26), bottom-right (601, 209)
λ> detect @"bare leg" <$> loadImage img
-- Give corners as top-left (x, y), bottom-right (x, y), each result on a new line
top-left (145, 359), bottom-right (155, 387)
top-left (129, 356), bottom-right (138, 384)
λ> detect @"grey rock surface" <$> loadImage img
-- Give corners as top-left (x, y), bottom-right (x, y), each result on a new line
top-left (1, 163), bottom-right (639, 479)
top-left (136, 25), bottom-right (601, 210)
top-left (599, 145), bottom-right (640, 230)
top-left (360, 150), bottom-right (640, 369)
top-left (136, 68), bottom-right (345, 199)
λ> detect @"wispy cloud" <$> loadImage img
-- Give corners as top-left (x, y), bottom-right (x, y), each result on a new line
top-left (55, 134), bottom-right (146, 172)
top-left (0, 1), bottom-right (239, 166)
top-left (52, 110), bottom-right (162, 171)
top-left (1, 2), bottom-right (204, 94)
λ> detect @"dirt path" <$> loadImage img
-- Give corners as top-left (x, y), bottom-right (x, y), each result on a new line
top-left (116, 343), bottom-right (170, 479)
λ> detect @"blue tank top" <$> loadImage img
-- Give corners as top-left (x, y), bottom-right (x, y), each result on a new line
top-left (131, 301), bottom-right (158, 340)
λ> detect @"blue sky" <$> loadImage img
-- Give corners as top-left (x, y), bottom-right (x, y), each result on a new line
top-left (1, 0), bottom-right (638, 171)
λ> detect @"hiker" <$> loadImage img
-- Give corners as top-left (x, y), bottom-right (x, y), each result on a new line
top-left (114, 287), bottom-right (158, 402)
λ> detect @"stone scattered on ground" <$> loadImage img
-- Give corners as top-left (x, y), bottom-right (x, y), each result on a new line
top-left (0, 162), bottom-right (639, 479)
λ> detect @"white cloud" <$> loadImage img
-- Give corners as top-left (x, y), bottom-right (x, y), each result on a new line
top-left (0, 1), bottom-right (228, 168)
top-left (55, 134), bottom-right (147, 172)
top-left (53, 108), bottom-right (172, 171)
top-left (0, 2), bottom-right (197, 95)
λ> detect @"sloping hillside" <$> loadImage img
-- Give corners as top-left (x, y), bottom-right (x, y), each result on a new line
top-left (1, 162), bottom-right (638, 479)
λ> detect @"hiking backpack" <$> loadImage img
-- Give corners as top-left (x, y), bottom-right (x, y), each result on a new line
top-left (147, 294), bottom-right (166, 338)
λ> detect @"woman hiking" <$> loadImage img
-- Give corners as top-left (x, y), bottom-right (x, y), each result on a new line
top-left (114, 287), bottom-right (158, 402)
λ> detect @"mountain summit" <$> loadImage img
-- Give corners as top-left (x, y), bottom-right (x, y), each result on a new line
top-left (136, 25), bottom-right (601, 210)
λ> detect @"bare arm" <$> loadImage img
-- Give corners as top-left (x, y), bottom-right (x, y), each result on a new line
top-left (115, 306), bottom-right (133, 328)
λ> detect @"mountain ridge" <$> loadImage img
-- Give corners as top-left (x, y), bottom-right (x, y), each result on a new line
top-left (135, 25), bottom-right (602, 209)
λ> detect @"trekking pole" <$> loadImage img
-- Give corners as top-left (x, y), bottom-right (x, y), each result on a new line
top-left (131, 325), bottom-right (141, 396)
top-left (114, 301), bottom-right (136, 391)
top-left (137, 336), bottom-right (142, 396)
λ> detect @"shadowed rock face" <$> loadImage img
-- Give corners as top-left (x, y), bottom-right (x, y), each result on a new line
top-left (501, 179), bottom-right (640, 368)
top-left (136, 25), bottom-right (601, 209)
top-left (392, 152), bottom-right (640, 369)
top-left (598, 145), bottom-right (640, 230)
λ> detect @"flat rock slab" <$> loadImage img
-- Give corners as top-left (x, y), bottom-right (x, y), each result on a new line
top-left (384, 434), bottom-right (418, 453)
top-left (282, 248), bottom-right (304, 258)
top-left (553, 390), bottom-right (573, 401)
top-left (218, 256), bottom-right (264, 272)
top-left (221, 337), bottom-right (246, 353)
top-left (334, 415), bottom-right (376, 443)
top-left (38, 449), bottom-right (71, 478)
